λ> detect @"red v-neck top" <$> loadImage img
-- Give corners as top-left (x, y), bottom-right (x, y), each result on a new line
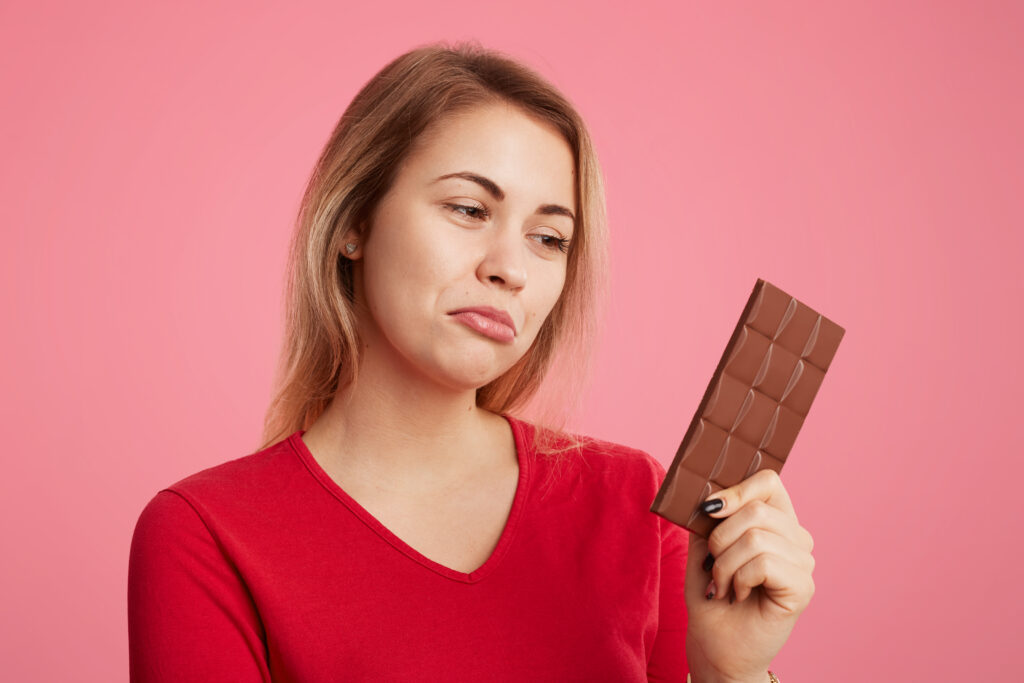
top-left (128, 415), bottom-right (690, 681)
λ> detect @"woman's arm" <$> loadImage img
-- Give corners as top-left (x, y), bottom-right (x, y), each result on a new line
top-left (647, 490), bottom-right (691, 681)
top-left (128, 490), bottom-right (271, 682)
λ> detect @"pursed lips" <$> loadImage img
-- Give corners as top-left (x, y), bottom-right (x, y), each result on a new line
top-left (447, 306), bottom-right (517, 341)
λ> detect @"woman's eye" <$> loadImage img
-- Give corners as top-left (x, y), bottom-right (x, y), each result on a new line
top-left (445, 203), bottom-right (489, 220)
top-left (532, 233), bottom-right (572, 254)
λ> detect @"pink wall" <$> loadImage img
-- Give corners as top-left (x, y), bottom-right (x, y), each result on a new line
top-left (3, 1), bottom-right (1020, 680)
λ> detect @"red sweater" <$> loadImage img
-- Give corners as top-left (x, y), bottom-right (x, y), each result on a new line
top-left (128, 415), bottom-right (690, 681)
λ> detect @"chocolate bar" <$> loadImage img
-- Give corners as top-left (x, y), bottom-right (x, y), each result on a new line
top-left (650, 279), bottom-right (844, 537)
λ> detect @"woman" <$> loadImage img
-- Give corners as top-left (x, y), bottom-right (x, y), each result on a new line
top-left (128, 42), bottom-right (814, 682)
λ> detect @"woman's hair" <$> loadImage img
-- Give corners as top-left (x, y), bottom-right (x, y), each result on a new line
top-left (258, 40), bottom-right (609, 454)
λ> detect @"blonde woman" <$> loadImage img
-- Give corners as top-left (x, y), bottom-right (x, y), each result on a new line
top-left (128, 42), bottom-right (814, 683)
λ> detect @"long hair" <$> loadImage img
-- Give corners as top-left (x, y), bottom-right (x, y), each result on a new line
top-left (259, 41), bottom-right (609, 455)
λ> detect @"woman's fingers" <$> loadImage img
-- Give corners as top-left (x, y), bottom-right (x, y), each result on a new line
top-left (706, 499), bottom-right (813, 558)
top-left (731, 551), bottom-right (816, 611)
top-left (707, 526), bottom-right (815, 605)
top-left (702, 469), bottom-right (795, 518)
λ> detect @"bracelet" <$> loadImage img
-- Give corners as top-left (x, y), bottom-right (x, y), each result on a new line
top-left (685, 672), bottom-right (780, 683)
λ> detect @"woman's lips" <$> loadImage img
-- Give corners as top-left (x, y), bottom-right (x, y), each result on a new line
top-left (448, 308), bottom-right (516, 343)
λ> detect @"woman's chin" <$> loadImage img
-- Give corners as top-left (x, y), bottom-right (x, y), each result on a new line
top-left (445, 369), bottom-right (506, 393)
top-left (432, 356), bottom-right (519, 394)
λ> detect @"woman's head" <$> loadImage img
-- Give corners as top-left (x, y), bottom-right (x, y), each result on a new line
top-left (261, 41), bottom-right (608, 448)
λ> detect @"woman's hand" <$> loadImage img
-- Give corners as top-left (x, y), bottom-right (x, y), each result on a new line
top-left (684, 469), bottom-right (815, 683)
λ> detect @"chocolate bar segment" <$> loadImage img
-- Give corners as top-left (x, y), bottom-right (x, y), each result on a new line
top-left (650, 279), bottom-right (844, 537)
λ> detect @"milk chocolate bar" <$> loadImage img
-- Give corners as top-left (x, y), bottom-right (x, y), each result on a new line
top-left (650, 279), bottom-right (844, 537)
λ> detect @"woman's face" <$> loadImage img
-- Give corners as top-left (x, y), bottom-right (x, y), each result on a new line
top-left (352, 101), bottom-right (576, 393)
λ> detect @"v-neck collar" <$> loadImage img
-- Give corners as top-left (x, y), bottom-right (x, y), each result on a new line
top-left (287, 413), bottom-right (532, 584)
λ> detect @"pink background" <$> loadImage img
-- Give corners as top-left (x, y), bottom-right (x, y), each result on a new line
top-left (2, 1), bottom-right (1021, 680)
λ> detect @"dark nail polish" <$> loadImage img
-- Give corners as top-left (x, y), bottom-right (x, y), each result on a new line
top-left (700, 498), bottom-right (724, 514)
top-left (702, 552), bottom-right (715, 572)
top-left (705, 587), bottom-right (715, 600)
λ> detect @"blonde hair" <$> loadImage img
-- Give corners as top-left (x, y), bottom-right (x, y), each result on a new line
top-left (259, 41), bottom-right (609, 454)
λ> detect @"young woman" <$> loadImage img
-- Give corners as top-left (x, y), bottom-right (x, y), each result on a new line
top-left (128, 42), bottom-right (814, 683)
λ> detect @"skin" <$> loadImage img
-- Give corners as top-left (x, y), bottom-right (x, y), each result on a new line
top-left (301, 101), bottom-right (815, 682)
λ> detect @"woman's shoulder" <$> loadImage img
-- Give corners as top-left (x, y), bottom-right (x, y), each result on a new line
top-left (507, 414), bottom-right (667, 487)
top-left (180, 432), bottom-right (299, 486)
top-left (128, 435), bottom-right (310, 610)
top-left (577, 434), bottom-right (668, 492)
top-left (137, 432), bottom-right (305, 522)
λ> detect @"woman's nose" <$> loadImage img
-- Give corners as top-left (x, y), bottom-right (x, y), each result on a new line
top-left (477, 228), bottom-right (527, 290)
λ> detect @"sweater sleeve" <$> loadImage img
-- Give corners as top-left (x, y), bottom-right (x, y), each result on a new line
top-left (646, 458), bottom-right (691, 681)
top-left (128, 490), bottom-right (270, 682)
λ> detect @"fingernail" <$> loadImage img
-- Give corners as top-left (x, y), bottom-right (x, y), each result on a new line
top-left (700, 498), bottom-right (724, 514)
top-left (702, 552), bottom-right (715, 572)
top-left (705, 580), bottom-right (716, 600)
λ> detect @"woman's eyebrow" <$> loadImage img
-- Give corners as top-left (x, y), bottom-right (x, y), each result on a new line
top-left (433, 171), bottom-right (576, 222)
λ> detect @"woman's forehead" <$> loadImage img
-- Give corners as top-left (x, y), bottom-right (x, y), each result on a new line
top-left (404, 104), bottom-right (576, 207)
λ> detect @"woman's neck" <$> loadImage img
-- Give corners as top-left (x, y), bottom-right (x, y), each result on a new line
top-left (302, 352), bottom-right (509, 488)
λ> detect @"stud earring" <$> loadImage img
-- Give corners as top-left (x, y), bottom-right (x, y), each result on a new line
top-left (344, 243), bottom-right (357, 255)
